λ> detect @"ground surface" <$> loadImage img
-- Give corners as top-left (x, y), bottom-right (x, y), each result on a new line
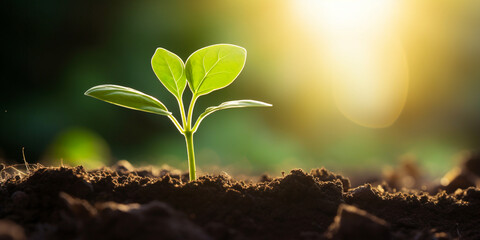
top-left (1, 154), bottom-right (480, 240)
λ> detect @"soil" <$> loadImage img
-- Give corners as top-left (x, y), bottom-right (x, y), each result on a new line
top-left (1, 153), bottom-right (480, 240)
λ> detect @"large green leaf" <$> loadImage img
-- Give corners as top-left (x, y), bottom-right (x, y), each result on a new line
top-left (194, 100), bottom-right (272, 130)
top-left (151, 48), bottom-right (186, 98)
top-left (85, 84), bottom-right (171, 116)
top-left (185, 44), bottom-right (247, 96)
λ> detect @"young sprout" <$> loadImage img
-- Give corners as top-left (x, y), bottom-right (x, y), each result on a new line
top-left (85, 44), bottom-right (272, 181)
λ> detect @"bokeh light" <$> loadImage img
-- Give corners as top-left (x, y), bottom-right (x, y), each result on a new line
top-left (292, 0), bottom-right (409, 127)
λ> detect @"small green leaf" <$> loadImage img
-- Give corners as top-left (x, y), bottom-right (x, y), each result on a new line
top-left (194, 100), bottom-right (272, 130)
top-left (151, 48), bottom-right (186, 98)
top-left (85, 84), bottom-right (171, 116)
top-left (186, 44), bottom-right (247, 96)
top-left (202, 100), bottom-right (272, 115)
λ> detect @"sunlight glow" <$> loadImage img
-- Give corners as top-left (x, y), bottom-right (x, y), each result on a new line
top-left (293, 0), bottom-right (409, 128)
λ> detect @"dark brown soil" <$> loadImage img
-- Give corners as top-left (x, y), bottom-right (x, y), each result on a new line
top-left (1, 154), bottom-right (480, 240)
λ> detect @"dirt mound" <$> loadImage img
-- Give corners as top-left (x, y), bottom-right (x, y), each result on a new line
top-left (1, 164), bottom-right (479, 239)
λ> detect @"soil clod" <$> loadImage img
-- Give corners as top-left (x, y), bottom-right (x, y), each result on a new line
top-left (325, 204), bottom-right (390, 240)
top-left (0, 220), bottom-right (26, 240)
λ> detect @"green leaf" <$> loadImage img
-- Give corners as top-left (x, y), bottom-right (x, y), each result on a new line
top-left (194, 100), bottom-right (272, 130)
top-left (151, 48), bottom-right (186, 98)
top-left (185, 44), bottom-right (247, 96)
top-left (84, 84), bottom-right (171, 116)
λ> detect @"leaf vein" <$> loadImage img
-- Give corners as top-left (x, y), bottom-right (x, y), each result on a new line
top-left (195, 53), bottom-right (231, 93)
top-left (165, 59), bottom-right (179, 94)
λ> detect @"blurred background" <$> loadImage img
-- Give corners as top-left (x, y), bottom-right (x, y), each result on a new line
top-left (1, 0), bottom-right (479, 178)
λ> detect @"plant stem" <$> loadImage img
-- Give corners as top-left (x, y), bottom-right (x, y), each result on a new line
top-left (184, 131), bottom-right (196, 181)
top-left (184, 94), bottom-right (199, 181)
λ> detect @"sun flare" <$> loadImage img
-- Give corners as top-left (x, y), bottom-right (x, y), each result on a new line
top-left (293, 0), bottom-right (409, 128)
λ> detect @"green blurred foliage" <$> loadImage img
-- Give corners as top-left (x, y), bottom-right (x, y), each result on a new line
top-left (44, 128), bottom-right (109, 169)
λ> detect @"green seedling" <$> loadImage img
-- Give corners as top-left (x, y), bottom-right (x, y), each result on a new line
top-left (85, 44), bottom-right (272, 181)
